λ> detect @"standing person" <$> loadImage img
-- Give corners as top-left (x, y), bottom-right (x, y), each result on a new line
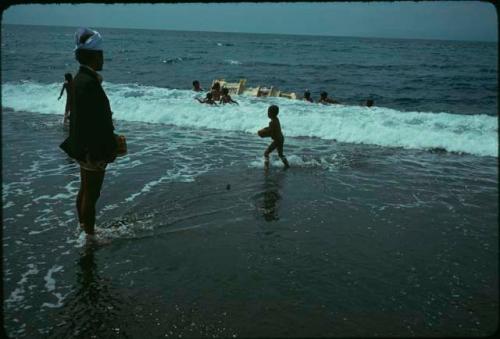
top-left (60, 27), bottom-right (118, 237)
top-left (192, 80), bottom-right (203, 92)
top-left (258, 105), bottom-right (290, 170)
top-left (58, 73), bottom-right (73, 125)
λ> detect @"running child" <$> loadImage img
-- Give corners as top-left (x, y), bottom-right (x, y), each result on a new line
top-left (258, 105), bottom-right (290, 170)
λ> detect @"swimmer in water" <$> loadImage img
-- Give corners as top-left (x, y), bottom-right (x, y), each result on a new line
top-left (211, 82), bottom-right (222, 101)
top-left (219, 88), bottom-right (239, 105)
top-left (303, 90), bottom-right (313, 103)
top-left (318, 91), bottom-right (339, 104)
top-left (196, 92), bottom-right (218, 105)
top-left (192, 80), bottom-right (203, 92)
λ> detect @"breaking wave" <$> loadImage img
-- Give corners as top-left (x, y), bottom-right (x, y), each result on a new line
top-left (3, 81), bottom-right (497, 157)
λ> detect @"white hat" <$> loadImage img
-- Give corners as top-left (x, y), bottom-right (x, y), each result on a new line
top-left (74, 27), bottom-right (103, 51)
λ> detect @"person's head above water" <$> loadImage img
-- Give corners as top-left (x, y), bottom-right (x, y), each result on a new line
top-left (268, 105), bottom-right (279, 118)
top-left (304, 90), bottom-right (311, 99)
top-left (193, 80), bottom-right (200, 88)
top-left (366, 99), bottom-right (374, 107)
top-left (206, 92), bottom-right (213, 100)
top-left (74, 27), bottom-right (104, 71)
top-left (320, 91), bottom-right (328, 99)
top-left (212, 82), bottom-right (221, 91)
top-left (222, 88), bottom-right (229, 95)
top-left (64, 73), bottom-right (73, 82)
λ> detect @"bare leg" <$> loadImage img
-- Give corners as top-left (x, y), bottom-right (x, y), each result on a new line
top-left (277, 143), bottom-right (290, 169)
top-left (264, 142), bottom-right (277, 170)
top-left (77, 168), bottom-right (86, 227)
top-left (280, 156), bottom-right (290, 169)
top-left (80, 169), bottom-right (105, 235)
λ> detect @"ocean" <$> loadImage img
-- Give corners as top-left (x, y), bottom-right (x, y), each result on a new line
top-left (2, 24), bottom-right (498, 337)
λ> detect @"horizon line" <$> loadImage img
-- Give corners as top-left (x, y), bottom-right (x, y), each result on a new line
top-left (2, 22), bottom-right (498, 44)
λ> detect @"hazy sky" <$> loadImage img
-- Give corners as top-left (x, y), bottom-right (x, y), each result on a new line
top-left (2, 2), bottom-right (497, 42)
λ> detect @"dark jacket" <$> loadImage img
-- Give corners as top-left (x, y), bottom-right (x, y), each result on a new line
top-left (60, 66), bottom-right (117, 162)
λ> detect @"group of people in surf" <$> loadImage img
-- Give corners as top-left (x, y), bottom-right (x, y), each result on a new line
top-left (303, 90), bottom-right (373, 107)
top-left (192, 79), bottom-right (374, 107)
top-left (193, 80), bottom-right (239, 105)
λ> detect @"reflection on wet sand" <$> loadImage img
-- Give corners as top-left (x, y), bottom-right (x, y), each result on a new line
top-left (259, 171), bottom-right (285, 222)
top-left (49, 242), bottom-right (130, 338)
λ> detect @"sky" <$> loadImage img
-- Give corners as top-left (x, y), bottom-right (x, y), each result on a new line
top-left (1, 2), bottom-right (498, 42)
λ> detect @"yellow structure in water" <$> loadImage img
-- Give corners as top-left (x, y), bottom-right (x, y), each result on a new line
top-left (211, 79), bottom-right (297, 100)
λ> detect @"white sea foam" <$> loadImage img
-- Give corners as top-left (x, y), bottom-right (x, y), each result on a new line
top-left (5, 264), bottom-right (39, 308)
top-left (29, 226), bottom-right (57, 235)
top-left (33, 192), bottom-right (74, 202)
top-left (74, 231), bottom-right (87, 248)
top-left (225, 59), bottom-right (242, 65)
top-left (3, 81), bottom-right (497, 157)
top-left (44, 265), bottom-right (63, 292)
top-left (124, 166), bottom-right (200, 202)
top-left (249, 154), bottom-right (344, 170)
top-left (102, 204), bottom-right (119, 211)
top-left (41, 292), bottom-right (66, 309)
top-left (3, 181), bottom-right (33, 199)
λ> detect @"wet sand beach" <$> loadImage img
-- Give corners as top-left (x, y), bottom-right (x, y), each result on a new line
top-left (3, 110), bottom-right (497, 337)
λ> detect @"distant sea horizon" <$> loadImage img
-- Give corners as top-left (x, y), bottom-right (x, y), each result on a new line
top-left (2, 22), bottom-right (498, 44)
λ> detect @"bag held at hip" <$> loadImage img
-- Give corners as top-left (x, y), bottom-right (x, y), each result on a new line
top-left (115, 134), bottom-right (127, 157)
